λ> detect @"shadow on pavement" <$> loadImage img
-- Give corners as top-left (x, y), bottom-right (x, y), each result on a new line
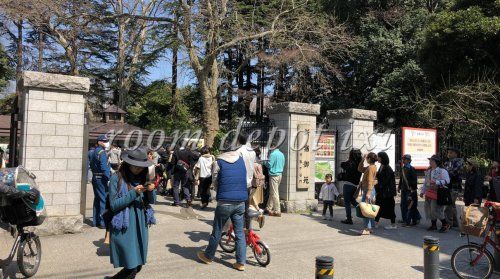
top-left (1, 260), bottom-right (22, 279)
top-left (185, 231), bottom-right (210, 243)
top-left (166, 244), bottom-right (199, 263)
top-left (411, 265), bottom-right (457, 279)
top-left (0, 222), bottom-right (10, 234)
top-left (83, 218), bottom-right (94, 227)
top-left (303, 201), bottom-right (476, 273)
top-left (93, 239), bottom-right (110, 257)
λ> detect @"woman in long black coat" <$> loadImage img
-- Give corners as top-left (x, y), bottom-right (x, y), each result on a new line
top-left (464, 159), bottom-right (484, 206)
top-left (374, 151), bottom-right (398, 229)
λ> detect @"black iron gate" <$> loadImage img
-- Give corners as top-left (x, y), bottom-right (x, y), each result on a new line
top-left (7, 96), bottom-right (21, 168)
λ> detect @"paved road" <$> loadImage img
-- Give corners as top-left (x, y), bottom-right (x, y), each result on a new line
top-left (0, 197), bottom-right (484, 278)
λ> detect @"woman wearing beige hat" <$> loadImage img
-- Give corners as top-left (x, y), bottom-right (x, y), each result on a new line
top-left (463, 158), bottom-right (484, 206)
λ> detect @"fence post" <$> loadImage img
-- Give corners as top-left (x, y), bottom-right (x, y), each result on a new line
top-left (423, 236), bottom-right (440, 279)
top-left (316, 256), bottom-right (334, 279)
top-left (495, 223), bottom-right (500, 272)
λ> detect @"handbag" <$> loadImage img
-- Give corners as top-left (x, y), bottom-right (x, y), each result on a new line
top-left (359, 202), bottom-right (380, 219)
top-left (425, 189), bottom-right (438, 200)
top-left (437, 186), bottom-right (452, 206)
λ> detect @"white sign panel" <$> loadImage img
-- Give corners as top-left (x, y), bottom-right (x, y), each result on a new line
top-left (402, 127), bottom-right (438, 170)
top-left (369, 133), bottom-right (396, 171)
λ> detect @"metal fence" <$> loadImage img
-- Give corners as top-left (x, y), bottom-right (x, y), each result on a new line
top-left (229, 118), bottom-right (275, 160)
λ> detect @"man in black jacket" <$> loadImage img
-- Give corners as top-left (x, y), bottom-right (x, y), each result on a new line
top-left (339, 149), bottom-right (363, 225)
top-left (172, 146), bottom-right (198, 207)
top-left (398, 154), bottom-right (418, 224)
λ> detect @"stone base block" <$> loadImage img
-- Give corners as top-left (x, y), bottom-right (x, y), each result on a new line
top-left (33, 215), bottom-right (83, 236)
top-left (281, 199), bottom-right (319, 213)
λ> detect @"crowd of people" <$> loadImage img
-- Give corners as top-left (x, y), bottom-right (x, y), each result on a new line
top-left (84, 132), bottom-right (500, 276)
top-left (327, 147), bottom-right (500, 236)
top-left (86, 133), bottom-right (287, 276)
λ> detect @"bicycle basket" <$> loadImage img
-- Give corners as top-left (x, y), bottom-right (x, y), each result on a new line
top-left (0, 166), bottom-right (46, 226)
top-left (461, 205), bottom-right (489, 237)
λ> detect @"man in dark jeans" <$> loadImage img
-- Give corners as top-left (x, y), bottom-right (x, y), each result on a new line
top-left (340, 149), bottom-right (363, 225)
top-left (172, 146), bottom-right (198, 207)
top-left (444, 147), bottom-right (464, 227)
top-left (197, 148), bottom-right (248, 271)
top-left (398, 154), bottom-right (417, 223)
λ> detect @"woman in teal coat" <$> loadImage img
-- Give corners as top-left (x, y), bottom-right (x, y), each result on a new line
top-left (107, 148), bottom-right (156, 279)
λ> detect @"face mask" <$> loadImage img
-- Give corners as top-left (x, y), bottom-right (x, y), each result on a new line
top-left (103, 142), bottom-right (110, 150)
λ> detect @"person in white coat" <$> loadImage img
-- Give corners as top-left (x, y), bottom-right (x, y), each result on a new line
top-left (194, 147), bottom-right (216, 209)
top-left (236, 133), bottom-right (256, 189)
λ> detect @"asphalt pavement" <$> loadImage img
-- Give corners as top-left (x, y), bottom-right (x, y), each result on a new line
top-left (0, 196), bottom-right (487, 279)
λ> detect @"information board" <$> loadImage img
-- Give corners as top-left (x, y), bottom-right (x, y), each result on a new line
top-left (315, 133), bottom-right (335, 182)
top-left (401, 127), bottom-right (438, 170)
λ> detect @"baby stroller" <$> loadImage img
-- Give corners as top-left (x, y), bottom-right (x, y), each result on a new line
top-left (0, 167), bottom-right (46, 278)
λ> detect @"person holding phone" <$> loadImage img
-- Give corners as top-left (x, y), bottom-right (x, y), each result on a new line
top-left (106, 148), bottom-right (156, 279)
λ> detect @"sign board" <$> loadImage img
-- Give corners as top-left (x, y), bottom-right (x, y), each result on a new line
top-left (369, 133), bottom-right (396, 171)
top-left (315, 133), bottom-right (335, 182)
top-left (402, 127), bottom-right (438, 170)
top-left (297, 124), bottom-right (312, 190)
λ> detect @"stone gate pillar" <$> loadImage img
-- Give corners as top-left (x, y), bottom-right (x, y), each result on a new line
top-left (18, 71), bottom-right (89, 235)
top-left (267, 102), bottom-right (320, 213)
top-left (327, 109), bottom-right (377, 190)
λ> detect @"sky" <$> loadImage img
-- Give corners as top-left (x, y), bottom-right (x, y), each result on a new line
top-left (144, 50), bottom-right (195, 87)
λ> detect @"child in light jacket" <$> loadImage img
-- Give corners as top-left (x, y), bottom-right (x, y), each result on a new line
top-left (320, 174), bottom-right (339, 221)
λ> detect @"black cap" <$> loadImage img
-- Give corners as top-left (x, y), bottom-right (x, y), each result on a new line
top-left (428, 154), bottom-right (442, 163)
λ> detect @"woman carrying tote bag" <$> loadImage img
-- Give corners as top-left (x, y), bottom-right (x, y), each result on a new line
top-left (106, 148), bottom-right (156, 279)
top-left (357, 152), bottom-right (378, 236)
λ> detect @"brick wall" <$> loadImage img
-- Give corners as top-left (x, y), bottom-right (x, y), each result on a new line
top-left (18, 71), bottom-right (89, 224)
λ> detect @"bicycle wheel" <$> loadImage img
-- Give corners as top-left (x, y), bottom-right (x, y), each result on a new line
top-left (219, 232), bottom-right (236, 253)
top-left (17, 234), bottom-right (42, 278)
top-left (451, 244), bottom-right (493, 279)
top-left (253, 240), bottom-right (271, 267)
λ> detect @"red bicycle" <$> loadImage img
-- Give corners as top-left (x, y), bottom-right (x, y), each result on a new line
top-left (451, 201), bottom-right (500, 279)
top-left (219, 211), bottom-right (271, 267)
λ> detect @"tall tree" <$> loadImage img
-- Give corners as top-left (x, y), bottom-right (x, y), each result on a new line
top-left (109, 0), bottom-right (169, 108)
top-left (177, 0), bottom-right (321, 146)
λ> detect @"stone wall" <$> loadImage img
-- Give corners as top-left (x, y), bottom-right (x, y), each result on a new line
top-left (267, 102), bottom-right (320, 212)
top-left (18, 71), bottom-right (89, 235)
top-left (327, 108), bottom-right (377, 192)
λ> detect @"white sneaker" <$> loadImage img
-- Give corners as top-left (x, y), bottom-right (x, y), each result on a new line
top-left (384, 224), bottom-right (398, 230)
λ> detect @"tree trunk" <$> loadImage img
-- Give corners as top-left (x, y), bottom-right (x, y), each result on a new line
top-left (171, 10), bottom-right (179, 113)
top-left (37, 30), bottom-right (44, 72)
top-left (257, 64), bottom-right (264, 121)
top-left (200, 82), bottom-right (220, 147)
top-left (199, 59), bottom-right (220, 147)
top-left (116, 13), bottom-right (126, 105)
top-left (66, 42), bottom-right (78, 76)
top-left (244, 63), bottom-right (252, 118)
top-left (15, 20), bottom-right (23, 96)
